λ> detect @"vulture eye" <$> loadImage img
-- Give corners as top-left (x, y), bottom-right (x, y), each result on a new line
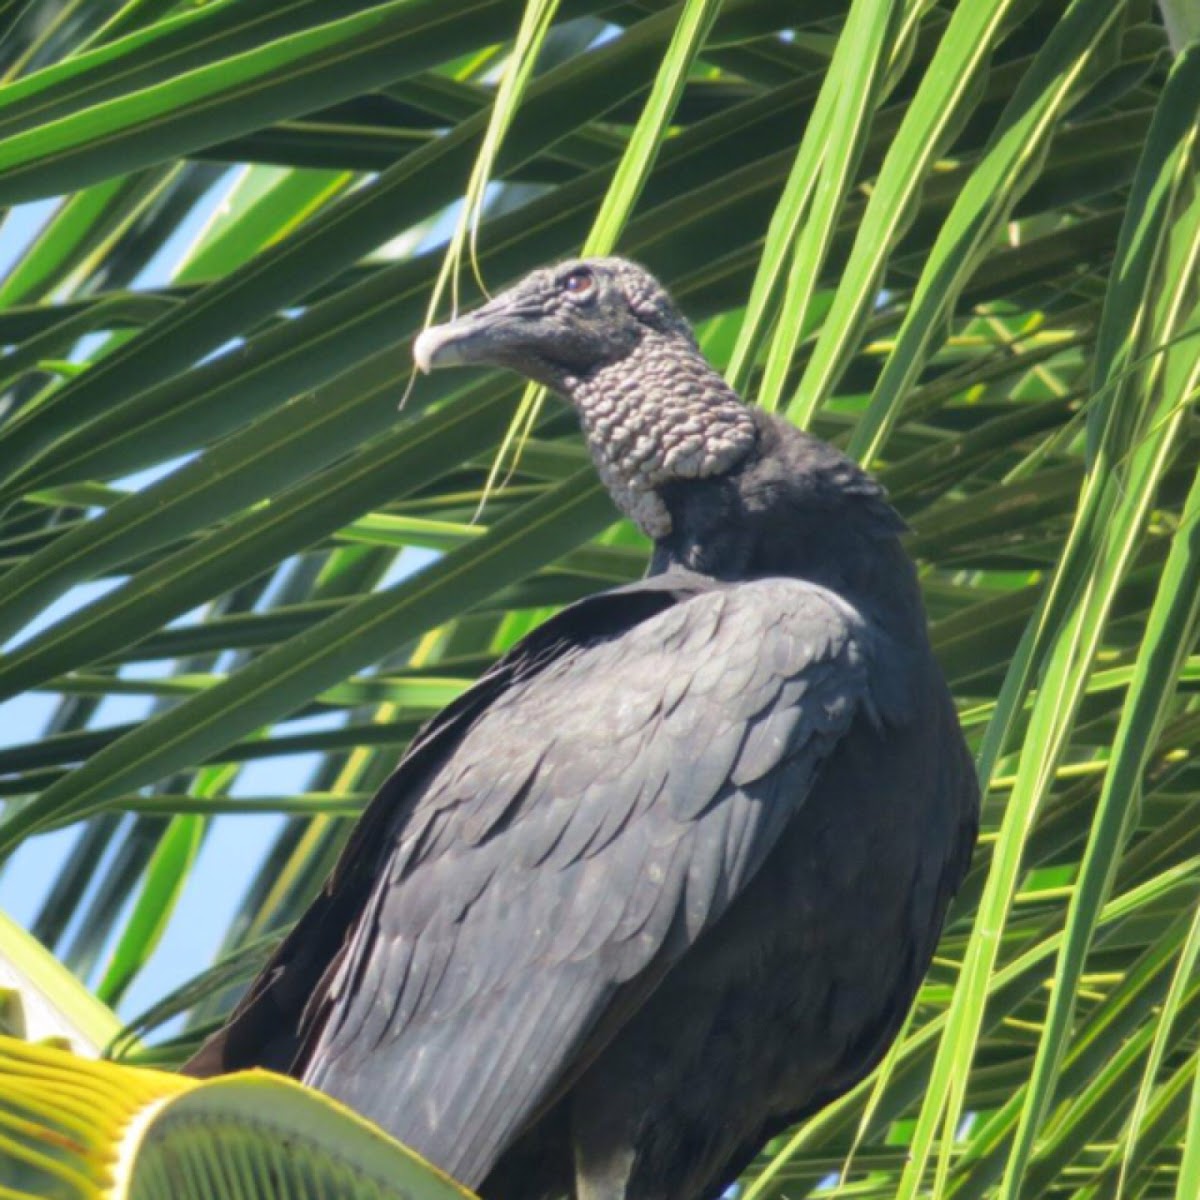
top-left (562, 269), bottom-right (594, 298)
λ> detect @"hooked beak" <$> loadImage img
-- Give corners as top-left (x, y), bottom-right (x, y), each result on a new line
top-left (413, 321), bottom-right (470, 373)
top-left (413, 300), bottom-right (519, 374)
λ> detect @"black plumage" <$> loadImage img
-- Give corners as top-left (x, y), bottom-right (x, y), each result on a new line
top-left (187, 258), bottom-right (978, 1200)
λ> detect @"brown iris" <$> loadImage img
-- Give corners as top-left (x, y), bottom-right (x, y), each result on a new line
top-left (563, 268), bottom-right (594, 295)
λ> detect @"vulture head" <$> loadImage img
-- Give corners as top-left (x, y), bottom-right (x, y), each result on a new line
top-left (414, 257), bottom-right (758, 537)
top-left (414, 258), bottom-right (693, 387)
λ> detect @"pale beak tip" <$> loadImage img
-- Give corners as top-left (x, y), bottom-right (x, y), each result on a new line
top-left (413, 327), bottom-right (441, 375)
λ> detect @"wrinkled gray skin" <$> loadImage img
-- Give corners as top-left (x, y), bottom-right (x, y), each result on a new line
top-left (189, 258), bottom-right (978, 1200)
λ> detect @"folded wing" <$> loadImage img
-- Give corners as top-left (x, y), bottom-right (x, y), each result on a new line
top-left (191, 573), bottom-right (884, 1186)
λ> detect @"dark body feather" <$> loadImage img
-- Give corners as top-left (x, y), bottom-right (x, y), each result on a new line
top-left (187, 259), bottom-right (978, 1200)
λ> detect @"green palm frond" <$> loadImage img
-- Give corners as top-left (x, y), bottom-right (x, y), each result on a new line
top-left (0, 1034), bottom-right (476, 1200)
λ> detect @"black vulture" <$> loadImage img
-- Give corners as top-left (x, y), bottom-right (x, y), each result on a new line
top-left (187, 258), bottom-right (979, 1200)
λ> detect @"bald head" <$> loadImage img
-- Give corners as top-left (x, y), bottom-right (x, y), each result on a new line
top-left (414, 258), bottom-right (756, 538)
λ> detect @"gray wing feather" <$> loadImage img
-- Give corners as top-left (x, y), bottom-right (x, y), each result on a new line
top-left (302, 578), bottom-right (880, 1185)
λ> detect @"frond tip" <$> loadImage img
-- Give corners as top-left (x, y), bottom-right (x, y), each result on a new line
top-left (0, 1035), bottom-right (477, 1200)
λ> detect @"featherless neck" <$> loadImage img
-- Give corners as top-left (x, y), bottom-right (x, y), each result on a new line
top-left (562, 331), bottom-right (758, 538)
